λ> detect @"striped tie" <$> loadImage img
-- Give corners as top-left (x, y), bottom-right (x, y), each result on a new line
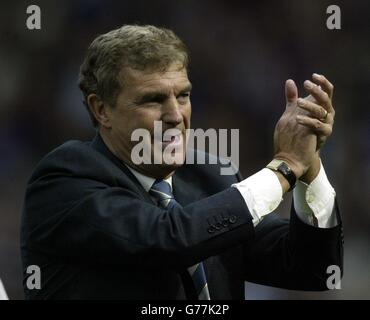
top-left (150, 179), bottom-right (211, 300)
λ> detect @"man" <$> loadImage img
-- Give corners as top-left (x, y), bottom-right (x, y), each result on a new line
top-left (21, 25), bottom-right (343, 299)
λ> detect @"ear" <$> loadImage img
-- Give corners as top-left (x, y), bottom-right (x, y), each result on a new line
top-left (86, 94), bottom-right (112, 128)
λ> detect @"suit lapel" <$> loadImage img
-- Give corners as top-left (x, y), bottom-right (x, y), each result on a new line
top-left (90, 133), bottom-right (156, 205)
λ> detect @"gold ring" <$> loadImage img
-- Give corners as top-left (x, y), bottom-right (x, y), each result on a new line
top-left (322, 110), bottom-right (328, 121)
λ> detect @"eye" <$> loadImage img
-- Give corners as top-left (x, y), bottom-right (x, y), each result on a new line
top-left (140, 95), bottom-right (166, 106)
top-left (177, 92), bottom-right (190, 101)
top-left (148, 98), bottom-right (162, 104)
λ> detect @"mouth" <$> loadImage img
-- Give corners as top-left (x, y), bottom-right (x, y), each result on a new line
top-left (162, 133), bottom-right (182, 146)
top-left (153, 131), bottom-right (183, 148)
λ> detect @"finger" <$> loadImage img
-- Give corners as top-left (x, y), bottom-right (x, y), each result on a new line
top-left (297, 98), bottom-right (332, 122)
top-left (303, 80), bottom-right (333, 112)
top-left (312, 73), bottom-right (334, 99)
top-left (318, 136), bottom-right (326, 149)
top-left (296, 115), bottom-right (332, 136)
top-left (285, 79), bottom-right (298, 108)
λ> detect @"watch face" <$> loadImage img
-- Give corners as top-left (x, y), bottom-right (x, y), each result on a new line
top-left (278, 162), bottom-right (296, 190)
top-left (278, 162), bottom-right (290, 174)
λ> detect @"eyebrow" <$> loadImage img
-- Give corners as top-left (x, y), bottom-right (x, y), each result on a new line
top-left (179, 83), bottom-right (193, 93)
top-left (136, 83), bottom-right (192, 103)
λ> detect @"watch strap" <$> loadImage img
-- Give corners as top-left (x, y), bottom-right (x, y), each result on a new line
top-left (266, 159), bottom-right (297, 191)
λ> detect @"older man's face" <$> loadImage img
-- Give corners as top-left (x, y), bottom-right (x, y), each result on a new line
top-left (106, 62), bottom-right (192, 178)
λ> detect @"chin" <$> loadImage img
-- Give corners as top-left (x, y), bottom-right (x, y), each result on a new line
top-left (158, 155), bottom-right (186, 173)
top-left (134, 163), bottom-right (180, 180)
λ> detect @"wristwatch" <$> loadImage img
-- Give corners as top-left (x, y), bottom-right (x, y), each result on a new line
top-left (266, 159), bottom-right (297, 191)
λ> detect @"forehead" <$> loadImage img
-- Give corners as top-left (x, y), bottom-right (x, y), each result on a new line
top-left (122, 63), bottom-right (190, 95)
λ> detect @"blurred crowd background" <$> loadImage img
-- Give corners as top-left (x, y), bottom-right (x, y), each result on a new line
top-left (0, 0), bottom-right (369, 299)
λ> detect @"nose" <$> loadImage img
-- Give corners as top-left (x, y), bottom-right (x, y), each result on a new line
top-left (161, 96), bottom-right (183, 126)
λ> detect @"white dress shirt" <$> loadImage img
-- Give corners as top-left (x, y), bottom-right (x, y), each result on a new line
top-left (125, 160), bottom-right (337, 229)
top-left (232, 160), bottom-right (337, 228)
top-left (126, 166), bottom-right (172, 193)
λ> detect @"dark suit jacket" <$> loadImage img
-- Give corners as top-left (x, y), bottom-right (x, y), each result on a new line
top-left (21, 134), bottom-right (343, 299)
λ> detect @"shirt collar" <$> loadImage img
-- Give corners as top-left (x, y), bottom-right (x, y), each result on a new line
top-left (125, 165), bottom-right (173, 192)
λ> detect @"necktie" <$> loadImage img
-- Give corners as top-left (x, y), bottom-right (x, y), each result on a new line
top-left (150, 179), bottom-right (211, 300)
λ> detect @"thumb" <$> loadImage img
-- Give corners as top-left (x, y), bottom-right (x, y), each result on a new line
top-left (285, 79), bottom-right (298, 108)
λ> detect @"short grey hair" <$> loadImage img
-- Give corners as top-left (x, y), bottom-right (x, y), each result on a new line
top-left (78, 25), bottom-right (189, 126)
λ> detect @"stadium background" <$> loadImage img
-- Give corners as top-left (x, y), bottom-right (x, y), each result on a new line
top-left (0, 0), bottom-right (369, 299)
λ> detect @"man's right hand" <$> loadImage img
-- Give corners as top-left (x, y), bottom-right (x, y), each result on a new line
top-left (272, 79), bottom-right (317, 179)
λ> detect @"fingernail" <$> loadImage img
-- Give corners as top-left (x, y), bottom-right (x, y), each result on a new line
top-left (304, 80), bottom-right (314, 89)
top-left (297, 98), bottom-right (305, 106)
top-left (313, 73), bottom-right (322, 79)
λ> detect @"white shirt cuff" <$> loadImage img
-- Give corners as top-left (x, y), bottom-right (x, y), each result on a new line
top-left (293, 160), bottom-right (337, 228)
top-left (232, 168), bottom-right (283, 226)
